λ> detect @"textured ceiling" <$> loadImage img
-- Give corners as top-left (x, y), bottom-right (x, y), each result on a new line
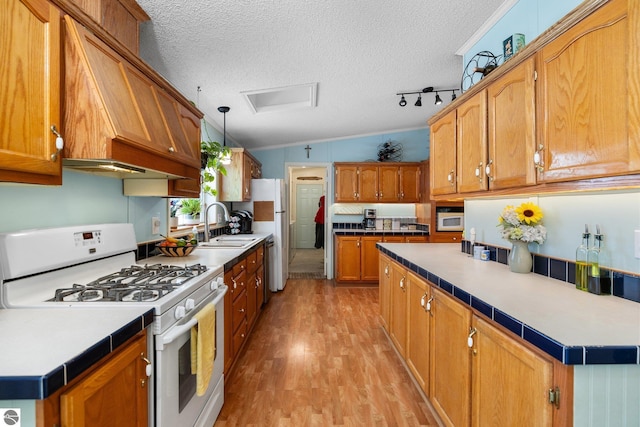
top-left (137, 0), bottom-right (505, 150)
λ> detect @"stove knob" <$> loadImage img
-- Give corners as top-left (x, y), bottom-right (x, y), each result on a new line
top-left (175, 305), bottom-right (186, 320)
top-left (185, 298), bottom-right (195, 312)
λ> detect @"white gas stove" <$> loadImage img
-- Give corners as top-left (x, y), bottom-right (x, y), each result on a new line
top-left (0, 223), bottom-right (227, 427)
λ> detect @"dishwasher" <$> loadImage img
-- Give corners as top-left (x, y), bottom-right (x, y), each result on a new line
top-left (264, 236), bottom-right (274, 304)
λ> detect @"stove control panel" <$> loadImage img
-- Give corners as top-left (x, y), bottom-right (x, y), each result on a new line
top-left (74, 230), bottom-right (102, 247)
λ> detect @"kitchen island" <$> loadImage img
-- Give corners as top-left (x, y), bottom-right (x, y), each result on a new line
top-left (379, 242), bottom-right (640, 425)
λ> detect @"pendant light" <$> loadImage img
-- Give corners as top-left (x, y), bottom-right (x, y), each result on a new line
top-left (218, 106), bottom-right (231, 165)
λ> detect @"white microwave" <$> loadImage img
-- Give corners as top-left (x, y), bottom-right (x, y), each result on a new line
top-left (436, 212), bottom-right (464, 231)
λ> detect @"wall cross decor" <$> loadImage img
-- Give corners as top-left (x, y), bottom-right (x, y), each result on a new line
top-left (304, 145), bottom-right (312, 158)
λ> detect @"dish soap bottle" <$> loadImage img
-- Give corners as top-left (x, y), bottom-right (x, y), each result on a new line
top-left (575, 224), bottom-right (590, 291)
top-left (587, 225), bottom-right (611, 295)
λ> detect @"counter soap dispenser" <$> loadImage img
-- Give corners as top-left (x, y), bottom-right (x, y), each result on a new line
top-left (575, 224), bottom-right (590, 291)
top-left (587, 225), bottom-right (612, 295)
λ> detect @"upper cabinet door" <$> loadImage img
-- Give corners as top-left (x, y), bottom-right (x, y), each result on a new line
top-left (429, 110), bottom-right (457, 197)
top-left (457, 91), bottom-right (487, 193)
top-left (377, 165), bottom-right (398, 202)
top-left (358, 165), bottom-right (379, 202)
top-left (537, 0), bottom-right (638, 182)
top-left (334, 164), bottom-right (359, 202)
top-left (399, 165), bottom-right (421, 202)
top-left (0, 0), bottom-right (62, 185)
top-left (487, 56), bottom-right (537, 190)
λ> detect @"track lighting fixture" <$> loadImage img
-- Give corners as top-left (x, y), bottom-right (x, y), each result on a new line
top-left (396, 86), bottom-right (458, 107)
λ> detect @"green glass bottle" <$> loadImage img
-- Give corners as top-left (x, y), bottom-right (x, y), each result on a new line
top-left (575, 224), bottom-right (590, 291)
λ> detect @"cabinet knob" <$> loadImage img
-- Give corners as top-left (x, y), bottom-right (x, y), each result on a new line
top-left (168, 146), bottom-right (175, 153)
top-left (50, 125), bottom-right (64, 161)
top-left (399, 276), bottom-right (406, 291)
top-left (447, 169), bottom-right (455, 185)
top-left (533, 144), bottom-right (545, 172)
top-left (467, 327), bottom-right (477, 348)
top-left (239, 308), bottom-right (245, 313)
top-left (485, 159), bottom-right (494, 181)
top-left (475, 161), bottom-right (484, 182)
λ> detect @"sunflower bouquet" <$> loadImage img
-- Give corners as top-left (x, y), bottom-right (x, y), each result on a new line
top-left (498, 202), bottom-right (547, 244)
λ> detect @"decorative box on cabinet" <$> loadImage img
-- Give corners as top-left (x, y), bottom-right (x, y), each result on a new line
top-left (220, 148), bottom-right (262, 202)
top-left (0, 0), bottom-right (63, 185)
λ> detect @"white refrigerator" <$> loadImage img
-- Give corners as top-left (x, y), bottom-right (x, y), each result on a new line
top-left (236, 179), bottom-right (288, 292)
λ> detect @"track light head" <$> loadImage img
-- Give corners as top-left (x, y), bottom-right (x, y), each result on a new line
top-left (414, 94), bottom-right (422, 107)
top-left (435, 93), bottom-right (443, 105)
top-left (451, 91), bottom-right (457, 101)
top-left (399, 95), bottom-right (407, 107)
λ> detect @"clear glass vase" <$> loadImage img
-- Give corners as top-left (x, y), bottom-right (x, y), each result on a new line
top-left (508, 240), bottom-right (532, 273)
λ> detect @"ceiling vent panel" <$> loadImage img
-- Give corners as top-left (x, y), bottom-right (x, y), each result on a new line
top-left (242, 83), bottom-right (317, 114)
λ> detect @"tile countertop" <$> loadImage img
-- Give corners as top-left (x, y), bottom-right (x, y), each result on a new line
top-left (0, 234), bottom-right (270, 401)
top-left (143, 233), bottom-right (271, 269)
top-left (0, 307), bottom-right (153, 399)
top-left (379, 243), bottom-right (640, 365)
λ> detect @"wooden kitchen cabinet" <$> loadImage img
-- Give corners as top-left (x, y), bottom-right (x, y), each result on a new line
top-left (335, 235), bottom-right (383, 283)
top-left (429, 286), bottom-right (472, 427)
top-left (63, 16), bottom-right (201, 180)
top-left (471, 315), bottom-right (553, 427)
top-left (388, 261), bottom-right (408, 357)
top-left (0, 0), bottom-right (63, 185)
top-left (220, 148), bottom-right (262, 201)
top-left (406, 271), bottom-right (430, 395)
top-left (456, 90), bottom-right (488, 194)
top-left (405, 235), bottom-right (429, 243)
top-left (429, 110), bottom-right (457, 197)
top-left (536, 0), bottom-right (639, 182)
top-left (379, 255), bottom-right (572, 427)
top-left (378, 253), bottom-right (392, 332)
top-left (486, 56), bottom-right (537, 190)
top-left (334, 235), bottom-right (362, 282)
top-left (223, 245), bottom-right (265, 375)
top-left (59, 333), bottom-right (149, 427)
top-left (67, 0), bottom-right (149, 55)
top-left (335, 162), bottom-right (422, 203)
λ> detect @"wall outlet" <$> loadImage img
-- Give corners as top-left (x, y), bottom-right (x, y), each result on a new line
top-left (635, 230), bottom-right (640, 259)
top-left (152, 217), bottom-right (161, 235)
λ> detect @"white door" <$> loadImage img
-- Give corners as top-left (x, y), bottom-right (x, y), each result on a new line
top-left (295, 184), bottom-right (322, 248)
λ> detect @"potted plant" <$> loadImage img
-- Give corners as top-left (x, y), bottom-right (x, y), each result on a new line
top-left (180, 198), bottom-right (201, 224)
top-left (201, 140), bottom-right (231, 196)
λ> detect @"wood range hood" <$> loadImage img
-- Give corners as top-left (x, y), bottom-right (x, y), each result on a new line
top-left (61, 15), bottom-right (202, 182)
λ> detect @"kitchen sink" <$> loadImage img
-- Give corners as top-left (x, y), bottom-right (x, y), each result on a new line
top-left (199, 236), bottom-right (258, 249)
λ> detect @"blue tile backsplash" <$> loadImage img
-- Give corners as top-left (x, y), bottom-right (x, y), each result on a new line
top-left (461, 240), bottom-right (640, 305)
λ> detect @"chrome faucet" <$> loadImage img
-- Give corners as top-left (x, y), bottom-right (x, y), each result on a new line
top-left (202, 201), bottom-right (230, 242)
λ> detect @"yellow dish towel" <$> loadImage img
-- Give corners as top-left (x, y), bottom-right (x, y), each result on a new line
top-left (190, 303), bottom-right (216, 396)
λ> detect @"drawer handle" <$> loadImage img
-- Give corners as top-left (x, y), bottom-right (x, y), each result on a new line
top-left (485, 159), bottom-right (493, 181)
top-left (50, 125), bottom-right (64, 161)
top-left (468, 327), bottom-right (477, 349)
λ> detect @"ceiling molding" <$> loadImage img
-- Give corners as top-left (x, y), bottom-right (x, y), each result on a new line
top-left (455, 0), bottom-right (518, 56)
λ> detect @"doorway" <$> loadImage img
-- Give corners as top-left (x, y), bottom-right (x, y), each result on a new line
top-left (287, 164), bottom-right (329, 279)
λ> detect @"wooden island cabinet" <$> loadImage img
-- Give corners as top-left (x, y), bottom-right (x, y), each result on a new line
top-left (379, 253), bottom-right (570, 427)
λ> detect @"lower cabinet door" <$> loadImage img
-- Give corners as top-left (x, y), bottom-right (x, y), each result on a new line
top-left (406, 272), bottom-right (430, 395)
top-left (60, 334), bottom-right (148, 427)
top-left (471, 315), bottom-right (553, 427)
top-left (430, 287), bottom-right (472, 427)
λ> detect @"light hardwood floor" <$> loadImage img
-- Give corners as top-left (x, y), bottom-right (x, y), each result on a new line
top-left (215, 278), bottom-right (441, 426)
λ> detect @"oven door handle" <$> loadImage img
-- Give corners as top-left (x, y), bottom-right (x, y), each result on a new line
top-left (156, 286), bottom-right (227, 351)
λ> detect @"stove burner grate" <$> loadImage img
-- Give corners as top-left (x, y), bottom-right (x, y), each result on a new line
top-left (49, 263), bottom-right (208, 303)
